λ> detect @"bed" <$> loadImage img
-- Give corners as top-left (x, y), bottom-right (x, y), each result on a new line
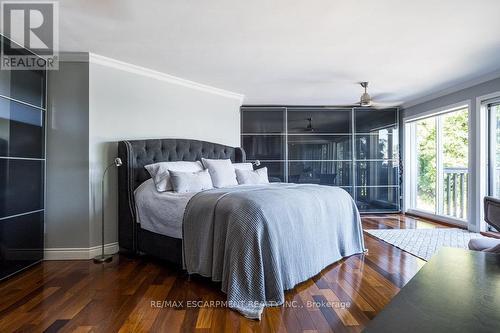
top-left (118, 138), bottom-right (365, 319)
top-left (118, 138), bottom-right (246, 263)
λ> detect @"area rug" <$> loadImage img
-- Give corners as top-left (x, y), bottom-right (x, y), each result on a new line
top-left (365, 228), bottom-right (486, 261)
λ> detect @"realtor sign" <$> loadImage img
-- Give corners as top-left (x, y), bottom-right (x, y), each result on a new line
top-left (1, 1), bottom-right (59, 70)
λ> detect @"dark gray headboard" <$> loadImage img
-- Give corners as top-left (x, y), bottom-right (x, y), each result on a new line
top-left (117, 138), bottom-right (246, 252)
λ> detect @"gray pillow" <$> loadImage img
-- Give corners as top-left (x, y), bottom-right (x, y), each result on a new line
top-left (169, 169), bottom-right (213, 193)
top-left (235, 167), bottom-right (269, 185)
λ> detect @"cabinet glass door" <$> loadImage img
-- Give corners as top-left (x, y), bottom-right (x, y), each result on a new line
top-left (354, 108), bottom-right (399, 212)
top-left (0, 35), bottom-right (46, 280)
top-left (241, 107), bottom-right (286, 182)
top-left (287, 108), bottom-right (352, 191)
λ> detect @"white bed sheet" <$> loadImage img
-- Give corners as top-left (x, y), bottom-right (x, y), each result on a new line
top-left (134, 178), bottom-right (196, 239)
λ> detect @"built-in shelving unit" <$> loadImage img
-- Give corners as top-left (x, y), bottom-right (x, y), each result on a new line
top-left (241, 106), bottom-right (400, 213)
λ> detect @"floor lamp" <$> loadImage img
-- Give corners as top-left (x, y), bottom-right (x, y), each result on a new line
top-left (94, 157), bottom-right (122, 263)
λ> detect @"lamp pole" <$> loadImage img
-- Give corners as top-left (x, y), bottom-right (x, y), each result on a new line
top-left (94, 158), bottom-right (122, 263)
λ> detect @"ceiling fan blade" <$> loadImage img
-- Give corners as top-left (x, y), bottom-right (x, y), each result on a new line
top-left (370, 93), bottom-right (398, 100)
top-left (371, 101), bottom-right (404, 108)
top-left (349, 101), bottom-right (364, 107)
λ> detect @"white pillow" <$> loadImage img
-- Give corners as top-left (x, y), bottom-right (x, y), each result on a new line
top-left (236, 167), bottom-right (270, 185)
top-left (169, 169), bottom-right (213, 193)
top-left (233, 162), bottom-right (253, 171)
top-left (201, 158), bottom-right (238, 188)
top-left (144, 161), bottom-right (203, 192)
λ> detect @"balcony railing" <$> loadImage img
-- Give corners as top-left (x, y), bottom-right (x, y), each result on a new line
top-left (443, 167), bottom-right (468, 219)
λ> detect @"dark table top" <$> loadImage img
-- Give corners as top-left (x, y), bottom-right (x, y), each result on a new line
top-left (364, 247), bottom-right (500, 333)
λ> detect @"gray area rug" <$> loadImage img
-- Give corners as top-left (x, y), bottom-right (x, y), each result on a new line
top-left (365, 228), bottom-right (485, 261)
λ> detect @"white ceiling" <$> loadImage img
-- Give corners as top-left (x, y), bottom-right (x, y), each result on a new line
top-left (57, 0), bottom-right (500, 105)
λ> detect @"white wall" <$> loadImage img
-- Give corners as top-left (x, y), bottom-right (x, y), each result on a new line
top-left (88, 55), bottom-right (243, 246)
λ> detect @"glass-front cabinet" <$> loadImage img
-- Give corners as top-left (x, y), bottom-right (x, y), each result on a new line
top-left (353, 107), bottom-right (399, 212)
top-left (0, 35), bottom-right (46, 280)
top-left (241, 107), bottom-right (286, 182)
top-left (287, 108), bottom-right (353, 194)
top-left (241, 106), bottom-right (400, 213)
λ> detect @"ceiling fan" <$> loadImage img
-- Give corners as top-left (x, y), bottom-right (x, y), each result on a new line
top-left (305, 118), bottom-right (314, 132)
top-left (288, 117), bottom-right (316, 132)
top-left (356, 82), bottom-right (402, 108)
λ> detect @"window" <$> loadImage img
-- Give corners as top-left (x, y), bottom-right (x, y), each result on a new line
top-left (406, 106), bottom-right (469, 222)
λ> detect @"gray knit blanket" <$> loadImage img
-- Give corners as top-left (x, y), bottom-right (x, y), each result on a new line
top-left (182, 183), bottom-right (365, 319)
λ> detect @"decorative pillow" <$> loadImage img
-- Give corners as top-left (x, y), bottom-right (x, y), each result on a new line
top-left (235, 167), bottom-right (269, 185)
top-left (144, 161), bottom-right (203, 192)
top-left (201, 158), bottom-right (238, 188)
top-left (233, 162), bottom-right (253, 171)
top-left (169, 169), bottom-right (213, 193)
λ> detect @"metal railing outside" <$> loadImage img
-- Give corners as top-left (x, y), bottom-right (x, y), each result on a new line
top-left (443, 167), bottom-right (468, 219)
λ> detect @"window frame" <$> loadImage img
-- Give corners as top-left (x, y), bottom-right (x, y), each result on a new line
top-left (475, 92), bottom-right (500, 232)
top-left (487, 100), bottom-right (500, 198)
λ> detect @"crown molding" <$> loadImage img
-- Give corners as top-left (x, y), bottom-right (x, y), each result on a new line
top-left (58, 52), bottom-right (89, 62)
top-left (89, 53), bottom-right (245, 103)
top-left (403, 69), bottom-right (500, 109)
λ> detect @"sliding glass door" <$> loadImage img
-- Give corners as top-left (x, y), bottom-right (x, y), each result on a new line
top-left (406, 106), bottom-right (469, 222)
top-left (414, 117), bottom-right (437, 212)
top-left (442, 111), bottom-right (469, 218)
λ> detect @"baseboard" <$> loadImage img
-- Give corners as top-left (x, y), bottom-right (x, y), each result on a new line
top-left (404, 211), bottom-right (468, 229)
top-left (44, 242), bottom-right (119, 260)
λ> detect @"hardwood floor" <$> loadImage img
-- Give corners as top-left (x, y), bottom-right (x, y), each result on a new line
top-left (0, 214), bottom-right (445, 333)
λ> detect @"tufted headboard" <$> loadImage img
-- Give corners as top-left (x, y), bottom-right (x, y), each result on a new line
top-left (117, 138), bottom-right (246, 252)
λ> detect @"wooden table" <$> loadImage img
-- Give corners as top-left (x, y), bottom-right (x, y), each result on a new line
top-left (364, 247), bottom-right (500, 333)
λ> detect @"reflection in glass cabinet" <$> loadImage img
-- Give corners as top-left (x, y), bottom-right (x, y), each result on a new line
top-left (241, 106), bottom-right (400, 213)
top-left (259, 161), bottom-right (285, 182)
top-left (356, 186), bottom-right (399, 212)
top-left (355, 130), bottom-right (399, 160)
top-left (288, 135), bottom-right (351, 161)
top-left (242, 135), bottom-right (284, 160)
top-left (0, 98), bottom-right (45, 158)
top-left (241, 108), bottom-right (285, 133)
top-left (288, 161), bottom-right (352, 186)
top-left (356, 160), bottom-right (399, 187)
top-left (287, 109), bottom-right (352, 134)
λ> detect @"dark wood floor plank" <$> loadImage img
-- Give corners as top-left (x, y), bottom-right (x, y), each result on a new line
top-left (43, 319), bottom-right (69, 333)
top-left (0, 214), bottom-right (437, 332)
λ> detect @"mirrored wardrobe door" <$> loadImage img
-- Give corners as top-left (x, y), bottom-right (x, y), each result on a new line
top-left (0, 35), bottom-right (46, 280)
